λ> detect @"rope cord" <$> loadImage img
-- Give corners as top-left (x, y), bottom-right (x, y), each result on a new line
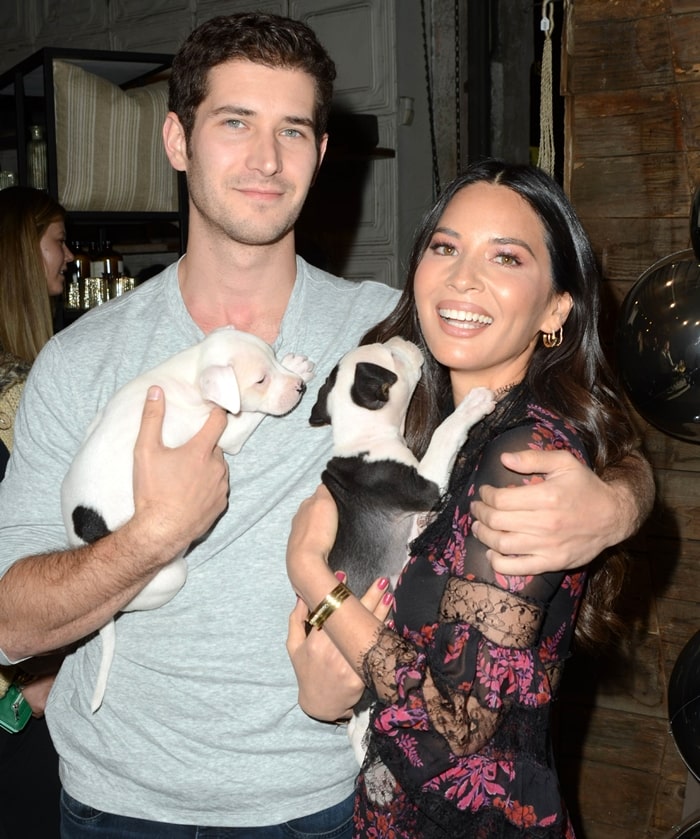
top-left (421, 0), bottom-right (440, 197)
top-left (537, 0), bottom-right (556, 176)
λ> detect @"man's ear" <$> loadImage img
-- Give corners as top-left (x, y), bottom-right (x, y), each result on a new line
top-left (163, 112), bottom-right (188, 173)
top-left (311, 133), bottom-right (329, 187)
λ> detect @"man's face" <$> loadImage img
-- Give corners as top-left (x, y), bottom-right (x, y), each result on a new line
top-left (166, 59), bottom-right (327, 248)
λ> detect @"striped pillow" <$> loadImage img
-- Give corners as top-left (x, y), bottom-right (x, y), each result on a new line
top-left (53, 59), bottom-right (177, 213)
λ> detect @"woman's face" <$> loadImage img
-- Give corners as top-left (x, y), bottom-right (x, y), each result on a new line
top-left (40, 220), bottom-right (73, 297)
top-left (414, 181), bottom-right (572, 402)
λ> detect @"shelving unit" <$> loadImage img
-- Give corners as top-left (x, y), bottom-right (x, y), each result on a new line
top-left (0, 47), bottom-right (186, 272)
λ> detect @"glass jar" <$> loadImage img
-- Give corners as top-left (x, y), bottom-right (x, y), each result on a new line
top-left (0, 171), bottom-right (16, 190)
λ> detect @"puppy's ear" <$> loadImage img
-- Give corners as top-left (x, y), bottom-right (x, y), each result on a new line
top-left (309, 365), bottom-right (338, 426)
top-left (351, 362), bottom-right (398, 410)
top-left (199, 365), bottom-right (241, 414)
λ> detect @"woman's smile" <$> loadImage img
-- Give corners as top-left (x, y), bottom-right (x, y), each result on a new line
top-left (437, 305), bottom-right (494, 330)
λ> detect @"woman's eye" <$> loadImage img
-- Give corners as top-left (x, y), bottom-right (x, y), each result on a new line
top-left (495, 253), bottom-right (520, 266)
top-left (430, 242), bottom-right (457, 256)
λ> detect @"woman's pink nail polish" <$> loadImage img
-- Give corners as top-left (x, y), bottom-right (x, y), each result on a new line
top-left (377, 577), bottom-right (389, 590)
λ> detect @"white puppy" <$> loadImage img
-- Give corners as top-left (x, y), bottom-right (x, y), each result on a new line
top-left (309, 336), bottom-right (494, 762)
top-left (62, 325), bottom-right (314, 712)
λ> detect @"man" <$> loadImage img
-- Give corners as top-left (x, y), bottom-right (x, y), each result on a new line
top-left (0, 13), bottom-right (653, 837)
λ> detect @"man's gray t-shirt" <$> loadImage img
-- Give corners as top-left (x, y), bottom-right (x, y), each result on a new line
top-left (0, 256), bottom-right (398, 826)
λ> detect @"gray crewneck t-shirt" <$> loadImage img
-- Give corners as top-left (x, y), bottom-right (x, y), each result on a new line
top-left (0, 256), bottom-right (398, 826)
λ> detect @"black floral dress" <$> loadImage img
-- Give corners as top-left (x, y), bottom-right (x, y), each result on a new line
top-left (354, 396), bottom-right (586, 838)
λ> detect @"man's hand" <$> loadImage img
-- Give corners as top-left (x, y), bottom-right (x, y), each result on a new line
top-left (470, 448), bottom-right (653, 575)
top-left (21, 673), bottom-right (56, 718)
top-left (131, 386), bottom-right (230, 558)
top-left (0, 389), bottom-right (232, 661)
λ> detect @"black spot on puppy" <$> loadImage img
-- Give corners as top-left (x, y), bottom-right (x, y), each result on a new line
top-left (309, 364), bottom-right (338, 426)
top-left (72, 506), bottom-right (112, 544)
top-left (350, 362), bottom-right (398, 410)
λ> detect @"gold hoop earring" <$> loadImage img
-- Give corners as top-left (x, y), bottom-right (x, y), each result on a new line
top-left (542, 327), bottom-right (563, 349)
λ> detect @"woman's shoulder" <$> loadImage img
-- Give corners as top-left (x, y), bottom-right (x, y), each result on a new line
top-left (490, 402), bottom-right (589, 462)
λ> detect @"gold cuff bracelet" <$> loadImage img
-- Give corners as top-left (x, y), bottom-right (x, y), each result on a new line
top-left (306, 582), bottom-right (352, 631)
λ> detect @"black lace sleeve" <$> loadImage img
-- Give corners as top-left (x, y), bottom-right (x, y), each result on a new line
top-left (360, 407), bottom-right (590, 785)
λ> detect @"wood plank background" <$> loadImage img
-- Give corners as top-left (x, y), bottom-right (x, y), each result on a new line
top-left (557, 1), bottom-right (700, 836)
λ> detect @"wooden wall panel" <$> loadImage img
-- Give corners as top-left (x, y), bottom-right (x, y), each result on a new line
top-left (571, 89), bottom-right (683, 158)
top-left (564, 2), bottom-right (700, 835)
top-left (589, 219), bottom-right (690, 282)
top-left (567, 18), bottom-right (674, 94)
top-left (572, 0), bottom-right (668, 24)
top-left (570, 154), bottom-right (690, 218)
top-left (670, 14), bottom-right (700, 79)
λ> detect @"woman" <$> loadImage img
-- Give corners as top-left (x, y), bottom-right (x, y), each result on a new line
top-left (0, 185), bottom-right (73, 475)
top-left (0, 185), bottom-right (72, 839)
top-left (286, 161), bottom-right (638, 838)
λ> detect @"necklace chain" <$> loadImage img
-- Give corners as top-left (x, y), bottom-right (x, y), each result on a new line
top-left (493, 380), bottom-right (521, 401)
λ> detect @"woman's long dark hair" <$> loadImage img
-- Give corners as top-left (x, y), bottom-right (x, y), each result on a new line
top-left (363, 159), bottom-right (639, 650)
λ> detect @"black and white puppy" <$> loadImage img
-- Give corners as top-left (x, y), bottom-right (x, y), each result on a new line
top-left (62, 325), bottom-right (314, 712)
top-left (309, 336), bottom-right (494, 762)
top-left (310, 336), bottom-right (495, 595)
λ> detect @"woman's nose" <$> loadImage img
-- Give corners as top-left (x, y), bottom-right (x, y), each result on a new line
top-left (447, 265), bottom-right (483, 292)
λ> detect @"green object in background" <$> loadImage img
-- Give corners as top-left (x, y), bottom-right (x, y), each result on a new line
top-left (0, 682), bottom-right (31, 733)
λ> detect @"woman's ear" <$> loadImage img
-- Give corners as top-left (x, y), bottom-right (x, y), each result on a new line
top-left (163, 113), bottom-right (188, 173)
top-left (541, 291), bottom-right (573, 334)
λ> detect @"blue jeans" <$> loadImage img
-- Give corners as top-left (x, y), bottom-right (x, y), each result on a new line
top-left (60, 790), bottom-right (354, 838)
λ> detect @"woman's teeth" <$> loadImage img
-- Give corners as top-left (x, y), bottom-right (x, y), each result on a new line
top-left (439, 308), bottom-right (493, 328)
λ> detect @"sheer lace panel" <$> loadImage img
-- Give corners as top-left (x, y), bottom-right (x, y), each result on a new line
top-left (440, 578), bottom-right (542, 648)
top-left (422, 675), bottom-right (501, 755)
top-left (363, 625), bottom-right (503, 756)
top-left (362, 625), bottom-right (415, 704)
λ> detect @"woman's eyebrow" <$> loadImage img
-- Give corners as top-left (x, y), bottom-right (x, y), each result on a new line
top-left (434, 225), bottom-right (461, 238)
top-left (493, 236), bottom-right (535, 257)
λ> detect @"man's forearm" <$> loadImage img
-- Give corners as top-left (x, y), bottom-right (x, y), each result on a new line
top-left (0, 518), bottom-right (175, 660)
top-left (600, 450), bottom-right (655, 543)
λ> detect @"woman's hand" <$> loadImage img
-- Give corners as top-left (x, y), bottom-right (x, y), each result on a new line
top-left (287, 575), bottom-right (393, 721)
top-left (286, 484), bottom-right (339, 605)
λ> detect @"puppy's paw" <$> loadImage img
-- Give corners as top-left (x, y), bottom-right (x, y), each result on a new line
top-left (455, 387), bottom-right (496, 426)
top-left (281, 354), bottom-right (315, 383)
